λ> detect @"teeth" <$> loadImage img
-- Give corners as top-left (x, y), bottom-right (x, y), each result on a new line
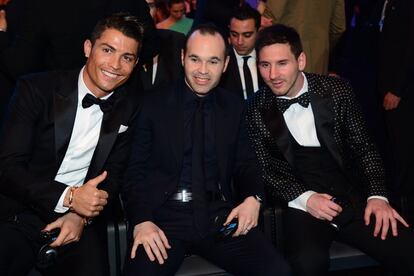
top-left (102, 70), bottom-right (119, 79)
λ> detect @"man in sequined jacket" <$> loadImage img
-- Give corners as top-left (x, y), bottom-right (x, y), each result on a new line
top-left (247, 24), bottom-right (414, 276)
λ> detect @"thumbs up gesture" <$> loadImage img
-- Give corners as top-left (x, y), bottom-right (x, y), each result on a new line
top-left (64, 171), bottom-right (109, 217)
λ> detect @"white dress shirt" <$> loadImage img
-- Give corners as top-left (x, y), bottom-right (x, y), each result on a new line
top-left (54, 67), bottom-right (113, 213)
top-left (234, 48), bottom-right (259, 100)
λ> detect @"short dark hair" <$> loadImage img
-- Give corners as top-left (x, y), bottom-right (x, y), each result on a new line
top-left (230, 3), bottom-right (261, 30)
top-left (184, 23), bottom-right (229, 56)
top-left (90, 12), bottom-right (144, 53)
top-left (256, 24), bottom-right (303, 59)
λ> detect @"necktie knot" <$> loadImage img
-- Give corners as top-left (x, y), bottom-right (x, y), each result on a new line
top-left (242, 55), bottom-right (251, 64)
top-left (275, 92), bottom-right (310, 113)
top-left (82, 94), bottom-right (114, 113)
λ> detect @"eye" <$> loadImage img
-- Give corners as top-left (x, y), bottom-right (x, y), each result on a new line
top-left (123, 55), bottom-right (134, 63)
top-left (102, 47), bottom-right (112, 53)
top-left (259, 62), bottom-right (270, 69)
top-left (209, 60), bottom-right (219, 65)
top-left (190, 56), bottom-right (198, 63)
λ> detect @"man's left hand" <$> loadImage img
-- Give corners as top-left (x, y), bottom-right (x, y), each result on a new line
top-left (364, 198), bottom-right (409, 240)
top-left (224, 196), bottom-right (261, 237)
top-left (43, 212), bottom-right (85, 247)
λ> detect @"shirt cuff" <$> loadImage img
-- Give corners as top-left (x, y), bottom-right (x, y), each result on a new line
top-left (288, 190), bottom-right (316, 212)
top-left (367, 195), bottom-right (389, 203)
top-left (54, 186), bottom-right (71, 213)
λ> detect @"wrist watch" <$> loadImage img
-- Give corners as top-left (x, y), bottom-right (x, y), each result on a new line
top-left (254, 195), bottom-right (263, 204)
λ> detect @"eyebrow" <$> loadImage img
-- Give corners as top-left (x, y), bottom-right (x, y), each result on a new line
top-left (230, 31), bottom-right (254, 35)
top-left (101, 42), bottom-right (137, 59)
top-left (188, 54), bottom-right (222, 62)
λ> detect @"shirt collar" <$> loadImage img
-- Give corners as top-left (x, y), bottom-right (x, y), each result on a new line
top-left (233, 47), bottom-right (256, 61)
top-left (78, 66), bottom-right (114, 106)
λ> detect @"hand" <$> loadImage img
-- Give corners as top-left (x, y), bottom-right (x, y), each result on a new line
top-left (0, 9), bottom-right (7, 32)
top-left (66, 171), bottom-right (109, 217)
top-left (130, 221), bottom-right (171, 264)
top-left (364, 198), bottom-right (409, 240)
top-left (306, 193), bottom-right (342, 221)
top-left (383, 91), bottom-right (401, 110)
top-left (224, 196), bottom-right (261, 237)
top-left (43, 212), bottom-right (85, 247)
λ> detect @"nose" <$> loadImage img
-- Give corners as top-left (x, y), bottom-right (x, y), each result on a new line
top-left (198, 61), bottom-right (208, 74)
top-left (237, 36), bottom-right (244, 45)
top-left (108, 55), bottom-right (122, 70)
top-left (269, 65), bottom-right (279, 80)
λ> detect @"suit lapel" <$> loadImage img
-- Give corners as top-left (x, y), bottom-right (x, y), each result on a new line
top-left (307, 74), bottom-right (344, 168)
top-left (228, 51), bottom-right (243, 96)
top-left (261, 102), bottom-right (295, 165)
top-left (86, 89), bottom-right (125, 178)
top-left (54, 72), bottom-right (79, 166)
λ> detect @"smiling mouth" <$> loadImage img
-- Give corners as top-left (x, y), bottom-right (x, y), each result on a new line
top-left (194, 76), bottom-right (210, 84)
top-left (102, 69), bottom-right (121, 79)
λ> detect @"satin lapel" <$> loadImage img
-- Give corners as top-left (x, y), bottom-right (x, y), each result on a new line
top-left (87, 90), bottom-right (124, 178)
top-left (309, 81), bottom-right (344, 168)
top-left (228, 52), bottom-right (243, 92)
top-left (261, 107), bottom-right (294, 165)
top-left (54, 74), bottom-right (78, 165)
top-left (167, 83), bottom-right (184, 167)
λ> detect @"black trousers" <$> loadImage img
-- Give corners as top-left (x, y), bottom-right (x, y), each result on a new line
top-left (123, 201), bottom-right (291, 276)
top-left (0, 212), bottom-right (109, 276)
top-left (284, 207), bottom-right (414, 276)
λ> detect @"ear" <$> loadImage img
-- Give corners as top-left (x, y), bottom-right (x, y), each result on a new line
top-left (222, 55), bottom-right (230, 73)
top-left (84, 40), bottom-right (92, 58)
top-left (297, 52), bottom-right (306, 71)
top-left (181, 49), bottom-right (185, 67)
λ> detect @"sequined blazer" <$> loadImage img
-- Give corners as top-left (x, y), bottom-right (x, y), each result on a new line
top-left (246, 73), bottom-right (387, 203)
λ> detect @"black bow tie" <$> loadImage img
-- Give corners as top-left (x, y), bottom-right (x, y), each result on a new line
top-left (275, 92), bottom-right (310, 113)
top-left (82, 94), bottom-right (114, 113)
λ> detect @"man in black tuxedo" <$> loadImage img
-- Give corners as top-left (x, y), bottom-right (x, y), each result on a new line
top-left (123, 24), bottom-right (290, 276)
top-left (220, 4), bottom-right (263, 100)
top-left (0, 13), bottom-right (143, 276)
top-left (247, 24), bottom-right (414, 275)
